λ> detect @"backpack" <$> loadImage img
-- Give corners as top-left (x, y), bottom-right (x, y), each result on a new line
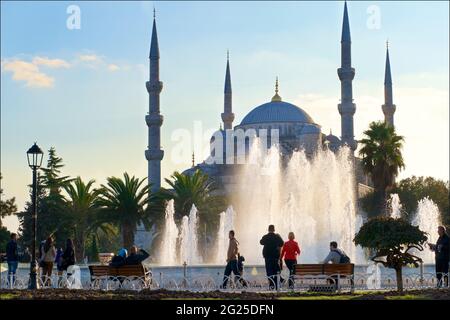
top-left (333, 250), bottom-right (351, 264)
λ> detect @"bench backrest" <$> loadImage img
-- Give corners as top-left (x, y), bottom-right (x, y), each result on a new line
top-left (294, 264), bottom-right (354, 276)
top-left (294, 264), bottom-right (324, 275)
top-left (89, 264), bottom-right (146, 277)
top-left (323, 263), bottom-right (354, 276)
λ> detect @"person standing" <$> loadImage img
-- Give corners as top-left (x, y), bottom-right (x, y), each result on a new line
top-left (6, 233), bottom-right (19, 285)
top-left (222, 230), bottom-right (246, 288)
top-left (61, 239), bottom-right (76, 273)
top-left (40, 237), bottom-right (56, 286)
top-left (428, 226), bottom-right (450, 287)
top-left (260, 225), bottom-right (284, 289)
top-left (281, 232), bottom-right (301, 289)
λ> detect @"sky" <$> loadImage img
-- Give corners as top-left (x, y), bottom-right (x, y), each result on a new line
top-left (1, 1), bottom-right (449, 233)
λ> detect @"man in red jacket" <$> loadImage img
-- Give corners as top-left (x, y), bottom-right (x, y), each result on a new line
top-left (281, 232), bottom-right (301, 289)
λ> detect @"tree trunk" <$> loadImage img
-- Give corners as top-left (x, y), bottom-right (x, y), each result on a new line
top-left (395, 267), bottom-right (403, 292)
top-left (74, 227), bottom-right (85, 263)
top-left (122, 224), bottom-right (134, 249)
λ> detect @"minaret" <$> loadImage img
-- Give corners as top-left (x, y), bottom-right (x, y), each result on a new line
top-left (221, 51), bottom-right (234, 130)
top-left (337, 1), bottom-right (357, 152)
top-left (145, 10), bottom-right (164, 192)
top-left (382, 41), bottom-right (396, 127)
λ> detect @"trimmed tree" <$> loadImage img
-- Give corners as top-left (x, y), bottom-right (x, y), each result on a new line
top-left (354, 217), bottom-right (427, 292)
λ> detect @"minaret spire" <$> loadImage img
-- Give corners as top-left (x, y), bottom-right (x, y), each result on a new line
top-left (337, 0), bottom-right (357, 152)
top-left (382, 41), bottom-right (396, 127)
top-left (145, 13), bottom-right (164, 192)
top-left (221, 51), bottom-right (234, 130)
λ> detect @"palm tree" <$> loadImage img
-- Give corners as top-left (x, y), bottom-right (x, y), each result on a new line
top-left (164, 170), bottom-right (216, 218)
top-left (63, 177), bottom-right (113, 262)
top-left (359, 121), bottom-right (405, 215)
top-left (96, 173), bottom-right (149, 249)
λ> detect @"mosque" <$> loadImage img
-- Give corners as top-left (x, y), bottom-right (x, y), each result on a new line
top-left (144, 1), bottom-right (396, 198)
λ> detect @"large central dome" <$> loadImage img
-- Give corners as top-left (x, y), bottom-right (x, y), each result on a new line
top-left (240, 100), bottom-right (314, 126)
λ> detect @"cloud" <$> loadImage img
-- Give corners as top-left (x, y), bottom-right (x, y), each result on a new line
top-left (2, 59), bottom-right (54, 88)
top-left (107, 64), bottom-right (120, 72)
top-left (79, 54), bottom-right (102, 62)
top-left (292, 85), bottom-right (449, 181)
top-left (32, 57), bottom-right (71, 68)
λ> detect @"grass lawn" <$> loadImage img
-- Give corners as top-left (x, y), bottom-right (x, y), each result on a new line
top-left (0, 288), bottom-right (448, 300)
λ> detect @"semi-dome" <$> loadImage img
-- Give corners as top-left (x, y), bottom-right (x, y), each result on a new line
top-left (240, 100), bottom-right (314, 126)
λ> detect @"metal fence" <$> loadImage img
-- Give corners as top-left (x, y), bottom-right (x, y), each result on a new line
top-left (1, 272), bottom-right (449, 292)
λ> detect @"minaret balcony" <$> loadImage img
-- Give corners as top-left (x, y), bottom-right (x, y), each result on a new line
top-left (146, 80), bottom-right (163, 93)
top-left (145, 149), bottom-right (164, 161)
top-left (221, 112), bottom-right (235, 123)
top-left (338, 102), bottom-right (356, 115)
top-left (146, 114), bottom-right (164, 126)
top-left (337, 67), bottom-right (355, 80)
top-left (382, 103), bottom-right (396, 115)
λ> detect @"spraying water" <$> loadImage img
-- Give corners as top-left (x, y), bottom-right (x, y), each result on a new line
top-left (411, 197), bottom-right (442, 264)
top-left (233, 139), bottom-right (358, 264)
top-left (159, 200), bottom-right (178, 265)
top-left (215, 206), bottom-right (236, 264)
top-left (179, 204), bottom-right (202, 265)
top-left (389, 194), bottom-right (403, 219)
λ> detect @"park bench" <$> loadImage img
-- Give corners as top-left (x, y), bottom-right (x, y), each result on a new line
top-left (293, 264), bottom-right (355, 293)
top-left (89, 264), bottom-right (152, 288)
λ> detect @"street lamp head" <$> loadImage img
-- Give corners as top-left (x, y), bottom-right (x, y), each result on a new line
top-left (27, 142), bottom-right (44, 169)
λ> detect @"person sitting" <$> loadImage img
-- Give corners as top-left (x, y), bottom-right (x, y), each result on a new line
top-left (321, 241), bottom-right (350, 264)
top-left (110, 248), bottom-right (127, 267)
top-left (125, 246), bottom-right (150, 265)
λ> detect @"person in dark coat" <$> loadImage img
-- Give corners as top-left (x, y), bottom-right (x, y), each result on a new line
top-left (60, 239), bottom-right (76, 272)
top-left (428, 226), bottom-right (450, 287)
top-left (110, 248), bottom-right (127, 267)
top-left (125, 246), bottom-right (149, 265)
top-left (260, 225), bottom-right (284, 290)
top-left (6, 233), bottom-right (19, 283)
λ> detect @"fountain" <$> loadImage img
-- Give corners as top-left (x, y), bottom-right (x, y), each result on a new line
top-left (389, 193), bottom-right (403, 219)
top-left (233, 140), bottom-right (359, 264)
top-left (159, 200), bottom-right (178, 265)
top-left (156, 140), bottom-right (442, 271)
top-left (215, 206), bottom-right (235, 264)
top-left (179, 204), bottom-right (202, 265)
top-left (411, 197), bottom-right (442, 264)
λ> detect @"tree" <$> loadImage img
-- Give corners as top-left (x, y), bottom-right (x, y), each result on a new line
top-left (354, 217), bottom-right (427, 292)
top-left (392, 176), bottom-right (449, 225)
top-left (359, 121), bottom-right (405, 215)
top-left (0, 227), bottom-right (10, 253)
top-left (17, 148), bottom-right (71, 249)
top-left (164, 170), bottom-right (216, 219)
top-left (62, 177), bottom-right (113, 261)
top-left (0, 173), bottom-right (17, 228)
top-left (96, 173), bottom-right (149, 249)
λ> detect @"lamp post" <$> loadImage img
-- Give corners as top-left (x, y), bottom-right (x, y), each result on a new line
top-left (26, 143), bottom-right (44, 289)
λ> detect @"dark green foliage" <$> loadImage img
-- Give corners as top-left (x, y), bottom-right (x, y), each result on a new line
top-left (354, 217), bottom-right (427, 291)
top-left (96, 173), bottom-right (150, 249)
top-left (358, 121), bottom-right (405, 215)
top-left (164, 170), bottom-right (216, 219)
top-left (392, 176), bottom-right (449, 224)
top-left (86, 235), bottom-right (99, 262)
top-left (0, 226), bottom-right (10, 253)
top-left (0, 174), bottom-right (17, 228)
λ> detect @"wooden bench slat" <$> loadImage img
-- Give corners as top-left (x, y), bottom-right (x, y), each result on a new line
top-left (89, 265), bottom-right (149, 278)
